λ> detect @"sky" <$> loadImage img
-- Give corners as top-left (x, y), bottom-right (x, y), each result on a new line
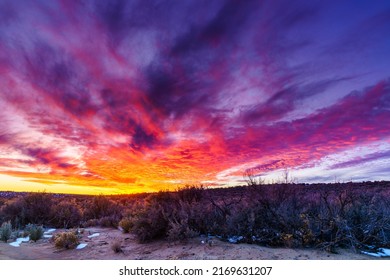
top-left (1, 0), bottom-right (390, 194)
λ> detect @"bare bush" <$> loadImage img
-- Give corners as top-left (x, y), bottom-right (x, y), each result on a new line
top-left (177, 185), bottom-right (205, 203)
top-left (21, 192), bottom-right (53, 225)
top-left (243, 169), bottom-right (265, 186)
top-left (51, 200), bottom-right (82, 229)
top-left (84, 195), bottom-right (123, 220)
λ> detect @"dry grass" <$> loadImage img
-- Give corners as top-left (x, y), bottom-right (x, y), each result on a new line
top-left (111, 241), bottom-right (122, 253)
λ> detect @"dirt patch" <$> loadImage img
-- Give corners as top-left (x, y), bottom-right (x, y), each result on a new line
top-left (0, 227), bottom-right (378, 260)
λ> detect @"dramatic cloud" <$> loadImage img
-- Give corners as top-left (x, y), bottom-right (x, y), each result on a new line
top-left (0, 0), bottom-right (390, 194)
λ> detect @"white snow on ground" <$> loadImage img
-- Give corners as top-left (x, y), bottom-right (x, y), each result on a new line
top-left (43, 234), bottom-right (53, 238)
top-left (88, 233), bottom-right (100, 238)
top-left (228, 236), bottom-right (244, 243)
top-left (9, 236), bottom-right (30, 247)
top-left (381, 248), bottom-right (390, 256)
top-left (361, 248), bottom-right (390, 257)
top-left (76, 243), bottom-right (87, 250)
top-left (43, 228), bottom-right (56, 234)
top-left (362, 251), bottom-right (382, 257)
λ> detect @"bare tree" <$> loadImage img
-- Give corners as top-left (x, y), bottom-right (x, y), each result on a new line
top-left (280, 167), bottom-right (296, 184)
top-left (243, 169), bottom-right (265, 186)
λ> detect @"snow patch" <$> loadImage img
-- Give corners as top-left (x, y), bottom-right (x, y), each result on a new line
top-left (381, 248), bottom-right (390, 256)
top-left (228, 236), bottom-right (244, 244)
top-left (9, 236), bottom-right (30, 247)
top-left (9, 242), bottom-right (21, 247)
top-left (44, 228), bottom-right (56, 234)
top-left (88, 233), bottom-right (100, 238)
top-left (43, 234), bottom-right (53, 238)
top-left (76, 243), bottom-right (87, 250)
top-left (361, 251), bottom-right (382, 257)
top-left (361, 248), bottom-right (390, 257)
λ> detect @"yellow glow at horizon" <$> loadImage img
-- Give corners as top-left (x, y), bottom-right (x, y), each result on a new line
top-left (0, 174), bottom-right (147, 195)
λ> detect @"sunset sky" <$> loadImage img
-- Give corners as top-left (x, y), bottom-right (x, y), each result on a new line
top-left (1, 0), bottom-right (390, 194)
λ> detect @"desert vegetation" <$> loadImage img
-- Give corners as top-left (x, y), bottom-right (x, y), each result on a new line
top-left (24, 224), bottom-right (44, 242)
top-left (0, 221), bottom-right (12, 242)
top-left (0, 181), bottom-right (389, 255)
top-left (53, 231), bottom-right (79, 249)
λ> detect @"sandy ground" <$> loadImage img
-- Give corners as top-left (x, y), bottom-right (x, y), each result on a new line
top-left (0, 227), bottom-right (382, 260)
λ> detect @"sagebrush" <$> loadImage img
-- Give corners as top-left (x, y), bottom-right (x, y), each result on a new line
top-left (54, 232), bottom-right (79, 249)
top-left (0, 221), bottom-right (12, 242)
top-left (25, 224), bottom-right (44, 242)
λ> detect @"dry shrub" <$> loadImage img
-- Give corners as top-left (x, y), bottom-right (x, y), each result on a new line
top-left (119, 218), bottom-right (133, 233)
top-left (129, 188), bottom-right (222, 242)
top-left (1, 182), bottom-right (389, 252)
top-left (54, 232), bottom-right (79, 249)
top-left (0, 192), bottom-right (53, 227)
top-left (84, 195), bottom-right (123, 221)
top-left (167, 219), bottom-right (199, 241)
top-left (0, 221), bottom-right (12, 242)
top-left (21, 192), bottom-right (53, 225)
top-left (99, 215), bottom-right (121, 228)
top-left (51, 200), bottom-right (82, 229)
top-left (176, 185), bottom-right (204, 204)
top-left (111, 241), bottom-right (122, 253)
top-left (126, 192), bottom-right (177, 242)
top-left (0, 199), bottom-right (26, 227)
top-left (25, 224), bottom-right (43, 242)
top-left (131, 205), bottom-right (168, 243)
top-left (83, 219), bottom-right (99, 228)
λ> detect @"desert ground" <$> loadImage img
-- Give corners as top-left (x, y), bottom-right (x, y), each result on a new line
top-left (0, 227), bottom-right (379, 260)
